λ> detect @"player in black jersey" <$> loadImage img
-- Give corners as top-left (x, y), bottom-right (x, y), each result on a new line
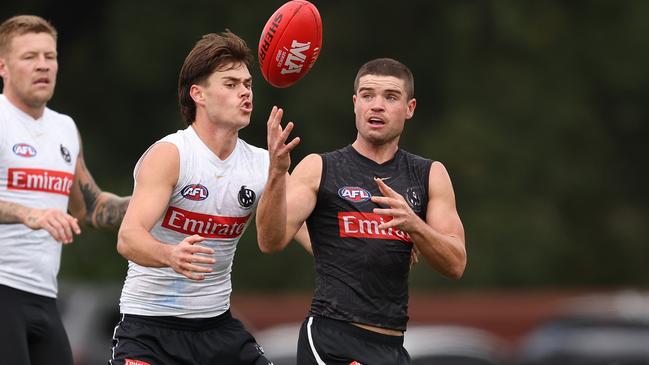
top-left (257, 58), bottom-right (466, 364)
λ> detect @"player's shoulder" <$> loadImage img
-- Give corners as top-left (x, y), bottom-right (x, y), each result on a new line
top-left (41, 107), bottom-right (79, 142)
top-left (159, 127), bottom-right (189, 145)
top-left (292, 153), bottom-right (323, 186)
top-left (43, 105), bottom-right (76, 127)
top-left (430, 160), bottom-right (450, 176)
top-left (137, 129), bottom-right (184, 170)
top-left (133, 140), bottom-right (180, 181)
top-left (319, 145), bottom-right (352, 161)
top-left (301, 152), bottom-right (323, 164)
top-left (398, 148), bottom-right (433, 163)
top-left (294, 153), bottom-right (323, 174)
top-left (156, 127), bottom-right (207, 155)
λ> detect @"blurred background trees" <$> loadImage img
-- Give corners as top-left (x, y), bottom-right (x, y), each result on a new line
top-left (2, 0), bottom-right (647, 291)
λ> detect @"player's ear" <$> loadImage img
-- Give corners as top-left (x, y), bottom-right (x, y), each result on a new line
top-left (0, 57), bottom-right (7, 79)
top-left (406, 98), bottom-right (416, 120)
top-left (189, 84), bottom-right (205, 104)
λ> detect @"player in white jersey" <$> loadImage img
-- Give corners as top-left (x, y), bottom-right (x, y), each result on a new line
top-left (0, 15), bottom-right (130, 365)
top-left (110, 31), bottom-right (273, 365)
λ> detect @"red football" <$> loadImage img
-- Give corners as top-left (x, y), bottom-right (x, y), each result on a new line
top-left (258, 0), bottom-right (323, 88)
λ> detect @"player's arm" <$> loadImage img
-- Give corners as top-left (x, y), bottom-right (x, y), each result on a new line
top-left (257, 154), bottom-right (320, 253)
top-left (294, 222), bottom-right (313, 255)
top-left (0, 199), bottom-right (80, 244)
top-left (68, 132), bottom-right (130, 229)
top-left (0, 200), bottom-right (33, 224)
top-left (256, 106), bottom-right (318, 252)
top-left (372, 161), bottom-right (466, 279)
top-left (115, 142), bottom-right (215, 280)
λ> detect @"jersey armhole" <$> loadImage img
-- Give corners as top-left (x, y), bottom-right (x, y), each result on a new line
top-left (424, 159), bottom-right (435, 196)
top-left (314, 153), bottom-right (328, 208)
top-left (133, 141), bottom-right (182, 188)
top-left (422, 159), bottom-right (435, 218)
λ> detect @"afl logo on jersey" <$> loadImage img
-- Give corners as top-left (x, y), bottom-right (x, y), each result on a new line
top-left (238, 185), bottom-right (256, 209)
top-left (12, 143), bottom-right (37, 157)
top-left (338, 186), bottom-right (371, 203)
top-left (181, 184), bottom-right (209, 201)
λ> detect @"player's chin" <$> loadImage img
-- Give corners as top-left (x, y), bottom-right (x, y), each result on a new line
top-left (28, 90), bottom-right (54, 105)
top-left (364, 132), bottom-right (397, 146)
top-left (236, 117), bottom-right (252, 128)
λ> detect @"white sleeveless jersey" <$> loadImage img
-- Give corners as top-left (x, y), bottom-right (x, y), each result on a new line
top-left (0, 94), bottom-right (80, 298)
top-left (119, 126), bottom-right (269, 318)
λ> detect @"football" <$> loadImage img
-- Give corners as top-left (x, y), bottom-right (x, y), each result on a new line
top-left (258, 0), bottom-right (323, 88)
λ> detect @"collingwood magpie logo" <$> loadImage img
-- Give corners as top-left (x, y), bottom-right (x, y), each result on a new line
top-left (60, 144), bottom-right (71, 164)
top-left (406, 187), bottom-right (422, 212)
top-left (238, 185), bottom-right (256, 209)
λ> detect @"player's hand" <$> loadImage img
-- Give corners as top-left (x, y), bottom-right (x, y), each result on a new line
top-left (167, 235), bottom-right (215, 281)
top-left (24, 208), bottom-right (81, 244)
top-left (371, 178), bottom-right (422, 233)
top-left (266, 106), bottom-right (300, 174)
top-left (410, 246), bottom-right (420, 268)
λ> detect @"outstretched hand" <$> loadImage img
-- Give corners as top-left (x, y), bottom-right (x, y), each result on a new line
top-left (371, 177), bottom-right (422, 234)
top-left (266, 106), bottom-right (300, 174)
top-left (372, 178), bottom-right (422, 268)
top-left (167, 234), bottom-right (215, 281)
top-left (24, 208), bottom-right (81, 244)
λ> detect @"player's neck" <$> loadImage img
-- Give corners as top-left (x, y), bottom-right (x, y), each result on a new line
top-left (352, 138), bottom-right (399, 164)
top-left (191, 120), bottom-right (239, 160)
top-left (3, 91), bottom-right (46, 120)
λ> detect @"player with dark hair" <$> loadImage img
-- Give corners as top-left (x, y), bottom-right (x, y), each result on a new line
top-left (257, 57), bottom-right (466, 364)
top-left (110, 30), bottom-right (272, 365)
top-left (0, 14), bottom-right (129, 365)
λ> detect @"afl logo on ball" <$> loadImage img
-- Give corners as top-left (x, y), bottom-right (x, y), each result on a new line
top-left (238, 185), bottom-right (256, 209)
top-left (181, 184), bottom-right (209, 201)
top-left (12, 143), bottom-right (37, 157)
top-left (338, 186), bottom-right (371, 203)
top-left (60, 144), bottom-right (72, 164)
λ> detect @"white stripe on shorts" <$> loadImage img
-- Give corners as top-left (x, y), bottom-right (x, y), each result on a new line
top-left (109, 313), bottom-right (125, 364)
top-left (307, 316), bottom-right (327, 365)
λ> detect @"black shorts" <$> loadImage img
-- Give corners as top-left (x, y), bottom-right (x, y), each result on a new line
top-left (0, 284), bottom-right (73, 365)
top-left (109, 310), bottom-right (272, 365)
top-left (297, 316), bottom-right (410, 365)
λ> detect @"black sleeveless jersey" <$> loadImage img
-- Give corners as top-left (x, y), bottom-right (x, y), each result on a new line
top-left (306, 145), bottom-right (433, 331)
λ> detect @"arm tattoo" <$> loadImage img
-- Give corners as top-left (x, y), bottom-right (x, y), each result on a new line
top-left (79, 182), bottom-right (100, 219)
top-left (79, 182), bottom-right (129, 229)
top-left (92, 195), bottom-right (129, 229)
